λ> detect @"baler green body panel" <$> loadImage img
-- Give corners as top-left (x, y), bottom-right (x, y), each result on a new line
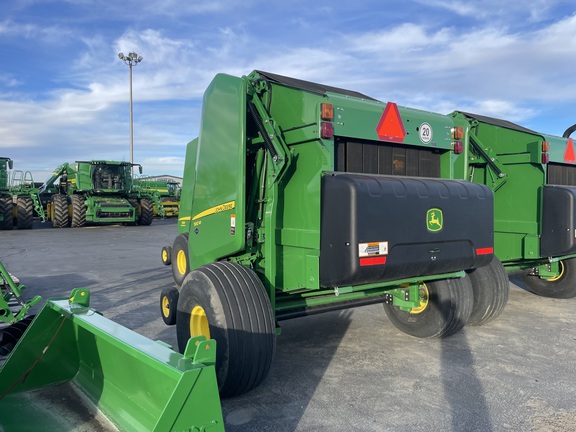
top-left (184, 74), bottom-right (246, 269)
top-left (450, 111), bottom-right (576, 267)
top-left (0, 292), bottom-right (224, 432)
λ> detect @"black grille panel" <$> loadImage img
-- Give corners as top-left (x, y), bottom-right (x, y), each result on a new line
top-left (336, 138), bottom-right (441, 178)
top-left (548, 163), bottom-right (576, 186)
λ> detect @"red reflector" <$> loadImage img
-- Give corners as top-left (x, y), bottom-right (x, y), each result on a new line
top-left (453, 141), bottom-right (463, 154)
top-left (476, 247), bottom-right (494, 255)
top-left (542, 153), bottom-right (550, 164)
top-left (360, 256), bottom-right (387, 266)
top-left (321, 122), bottom-right (334, 139)
top-left (564, 138), bottom-right (575, 163)
top-left (376, 102), bottom-right (406, 143)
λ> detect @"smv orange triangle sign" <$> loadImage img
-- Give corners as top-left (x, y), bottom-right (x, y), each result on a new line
top-left (565, 138), bottom-right (575, 163)
top-left (376, 102), bottom-right (406, 143)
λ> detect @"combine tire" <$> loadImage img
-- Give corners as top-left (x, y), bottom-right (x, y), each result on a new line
top-left (71, 194), bottom-right (87, 228)
top-left (0, 195), bottom-right (14, 230)
top-left (383, 277), bottom-right (474, 338)
top-left (176, 261), bottom-right (276, 397)
top-left (466, 257), bottom-right (509, 326)
top-left (521, 258), bottom-right (576, 299)
top-left (16, 196), bottom-right (34, 229)
top-left (52, 194), bottom-right (69, 228)
top-left (171, 234), bottom-right (189, 287)
top-left (160, 287), bottom-right (179, 325)
top-left (139, 198), bottom-right (154, 226)
top-left (161, 245), bottom-right (172, 266)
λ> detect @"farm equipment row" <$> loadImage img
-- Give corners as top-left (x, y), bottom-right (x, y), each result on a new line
top-left (0, 159), bottom-right (168, 229)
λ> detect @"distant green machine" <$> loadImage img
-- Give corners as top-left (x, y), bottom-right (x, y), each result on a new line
top-left (161, 71), bottom-right (501, 397)
top-left (133, 176), bottom-right (181, 217)
top-left (40, 160), bottom-right (156, 227)
top-left (0, 156), bottom-right (46, 230)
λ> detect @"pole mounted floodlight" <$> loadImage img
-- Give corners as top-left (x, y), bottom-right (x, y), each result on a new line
top-left (118, 51), bottom-right (143, 176)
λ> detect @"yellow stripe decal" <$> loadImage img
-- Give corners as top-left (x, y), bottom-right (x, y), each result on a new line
top-left (193, 201), bottom-right (235, 221)
top-left (179, 216), bottom-right (191, 222)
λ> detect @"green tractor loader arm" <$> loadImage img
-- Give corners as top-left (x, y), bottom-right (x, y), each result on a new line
top-left (0, 289), bottom-right (224, 432)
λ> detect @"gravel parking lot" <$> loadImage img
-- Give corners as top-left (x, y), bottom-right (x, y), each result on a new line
top-left (2, 219), bottom-right (576, 431)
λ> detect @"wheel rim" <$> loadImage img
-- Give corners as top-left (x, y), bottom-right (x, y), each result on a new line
top-left (162, 249), bottom-right (168, 263)
top-left (190, 305), bottom-right (210, 338)
top-left (545, 261), bottom-right (565, 282)
top-left (177, 250), bottom-right (187, 275)
top-left (411, 283), bottom-right (429, 314)
top-left (161, 295), bottom-right (170, 318)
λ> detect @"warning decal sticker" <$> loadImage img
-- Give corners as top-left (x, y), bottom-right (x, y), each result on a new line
top-left (359, 242), bottom-right (388, 257)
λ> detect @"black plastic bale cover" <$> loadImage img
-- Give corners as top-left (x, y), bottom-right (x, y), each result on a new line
top-left (320, 173), bottom-right (494, 287)
top-left (541, 185), bottom-right (576, 257)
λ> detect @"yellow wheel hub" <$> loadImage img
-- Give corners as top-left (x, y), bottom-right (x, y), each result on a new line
top-left (177, 250), bottom-right (187, 275)
top-left (161, 295), bottom-right (170, 318)
top-left (162, 250), bottom-right (168, 262)
top-left (411, 283), bottom-right (430, 314)
top-left (190, 306), bottom-right (210, 339)
top-left (545, 261), bottom-right (565, 282)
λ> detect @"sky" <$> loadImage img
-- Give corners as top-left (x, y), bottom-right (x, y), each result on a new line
top-left (1, 0), bottom-right (576, 182)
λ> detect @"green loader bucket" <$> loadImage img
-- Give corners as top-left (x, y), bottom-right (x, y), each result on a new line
top-left (0, 289), bottom-right (224, 432)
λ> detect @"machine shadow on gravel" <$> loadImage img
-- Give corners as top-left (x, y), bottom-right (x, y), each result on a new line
top-left (220, 309), bottom-right (354, 431)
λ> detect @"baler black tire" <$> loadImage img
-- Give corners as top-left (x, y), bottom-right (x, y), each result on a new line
top-left (171, 234), bottom-right (190, 287)
top-left (139, 198), bottom-right (154, 226)
top-left (176, 261), bottom-right (276, 398)
top-left (160, 287), bottom-right (179, 325)
top-left (161, 245), bottom-right (172, 266)
top-left (521, 258), bottom-right (576, 299)
top-left (466, 256), bottom-right (509, 326)
top-left (16, 196), bottom-right (34, 229)
top-left (71, 194), bottom-right (87, 228)
top-left (52, 194), bottom-right (69, 228)
top-left (0, 195), bottom-right (14, 230)
top-left (383, 277), bottom-right (474, 339)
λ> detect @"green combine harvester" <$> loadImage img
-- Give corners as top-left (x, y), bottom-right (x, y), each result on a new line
top-left (0, 263), bottom-right (224, 431)
top-left (40, 160), bottom-right (156, 227)
top-left (133, 176), bottom-right (181, 217)
top-left (0, 156), bottom-right (46, 230)
top-left (161, 70), bottom-right (502, 397)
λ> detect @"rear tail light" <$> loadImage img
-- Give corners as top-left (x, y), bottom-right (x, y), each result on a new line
top-left (453, 141), bottom-right (464, 154)
top-left (321, 103), bottom-right (334, 121)
top-left (542, 141), bottom-right (550, 164)
top-left (451, 126), bottom-right (464, 140)
top-left (321, 122), bottom-right (334, 139)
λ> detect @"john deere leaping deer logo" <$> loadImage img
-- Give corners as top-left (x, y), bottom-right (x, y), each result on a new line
top-left (427, 208), bottom-right (443, 232)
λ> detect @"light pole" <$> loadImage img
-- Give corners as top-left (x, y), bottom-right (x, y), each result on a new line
top-left (118, 51), bottom-right (143, 176)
